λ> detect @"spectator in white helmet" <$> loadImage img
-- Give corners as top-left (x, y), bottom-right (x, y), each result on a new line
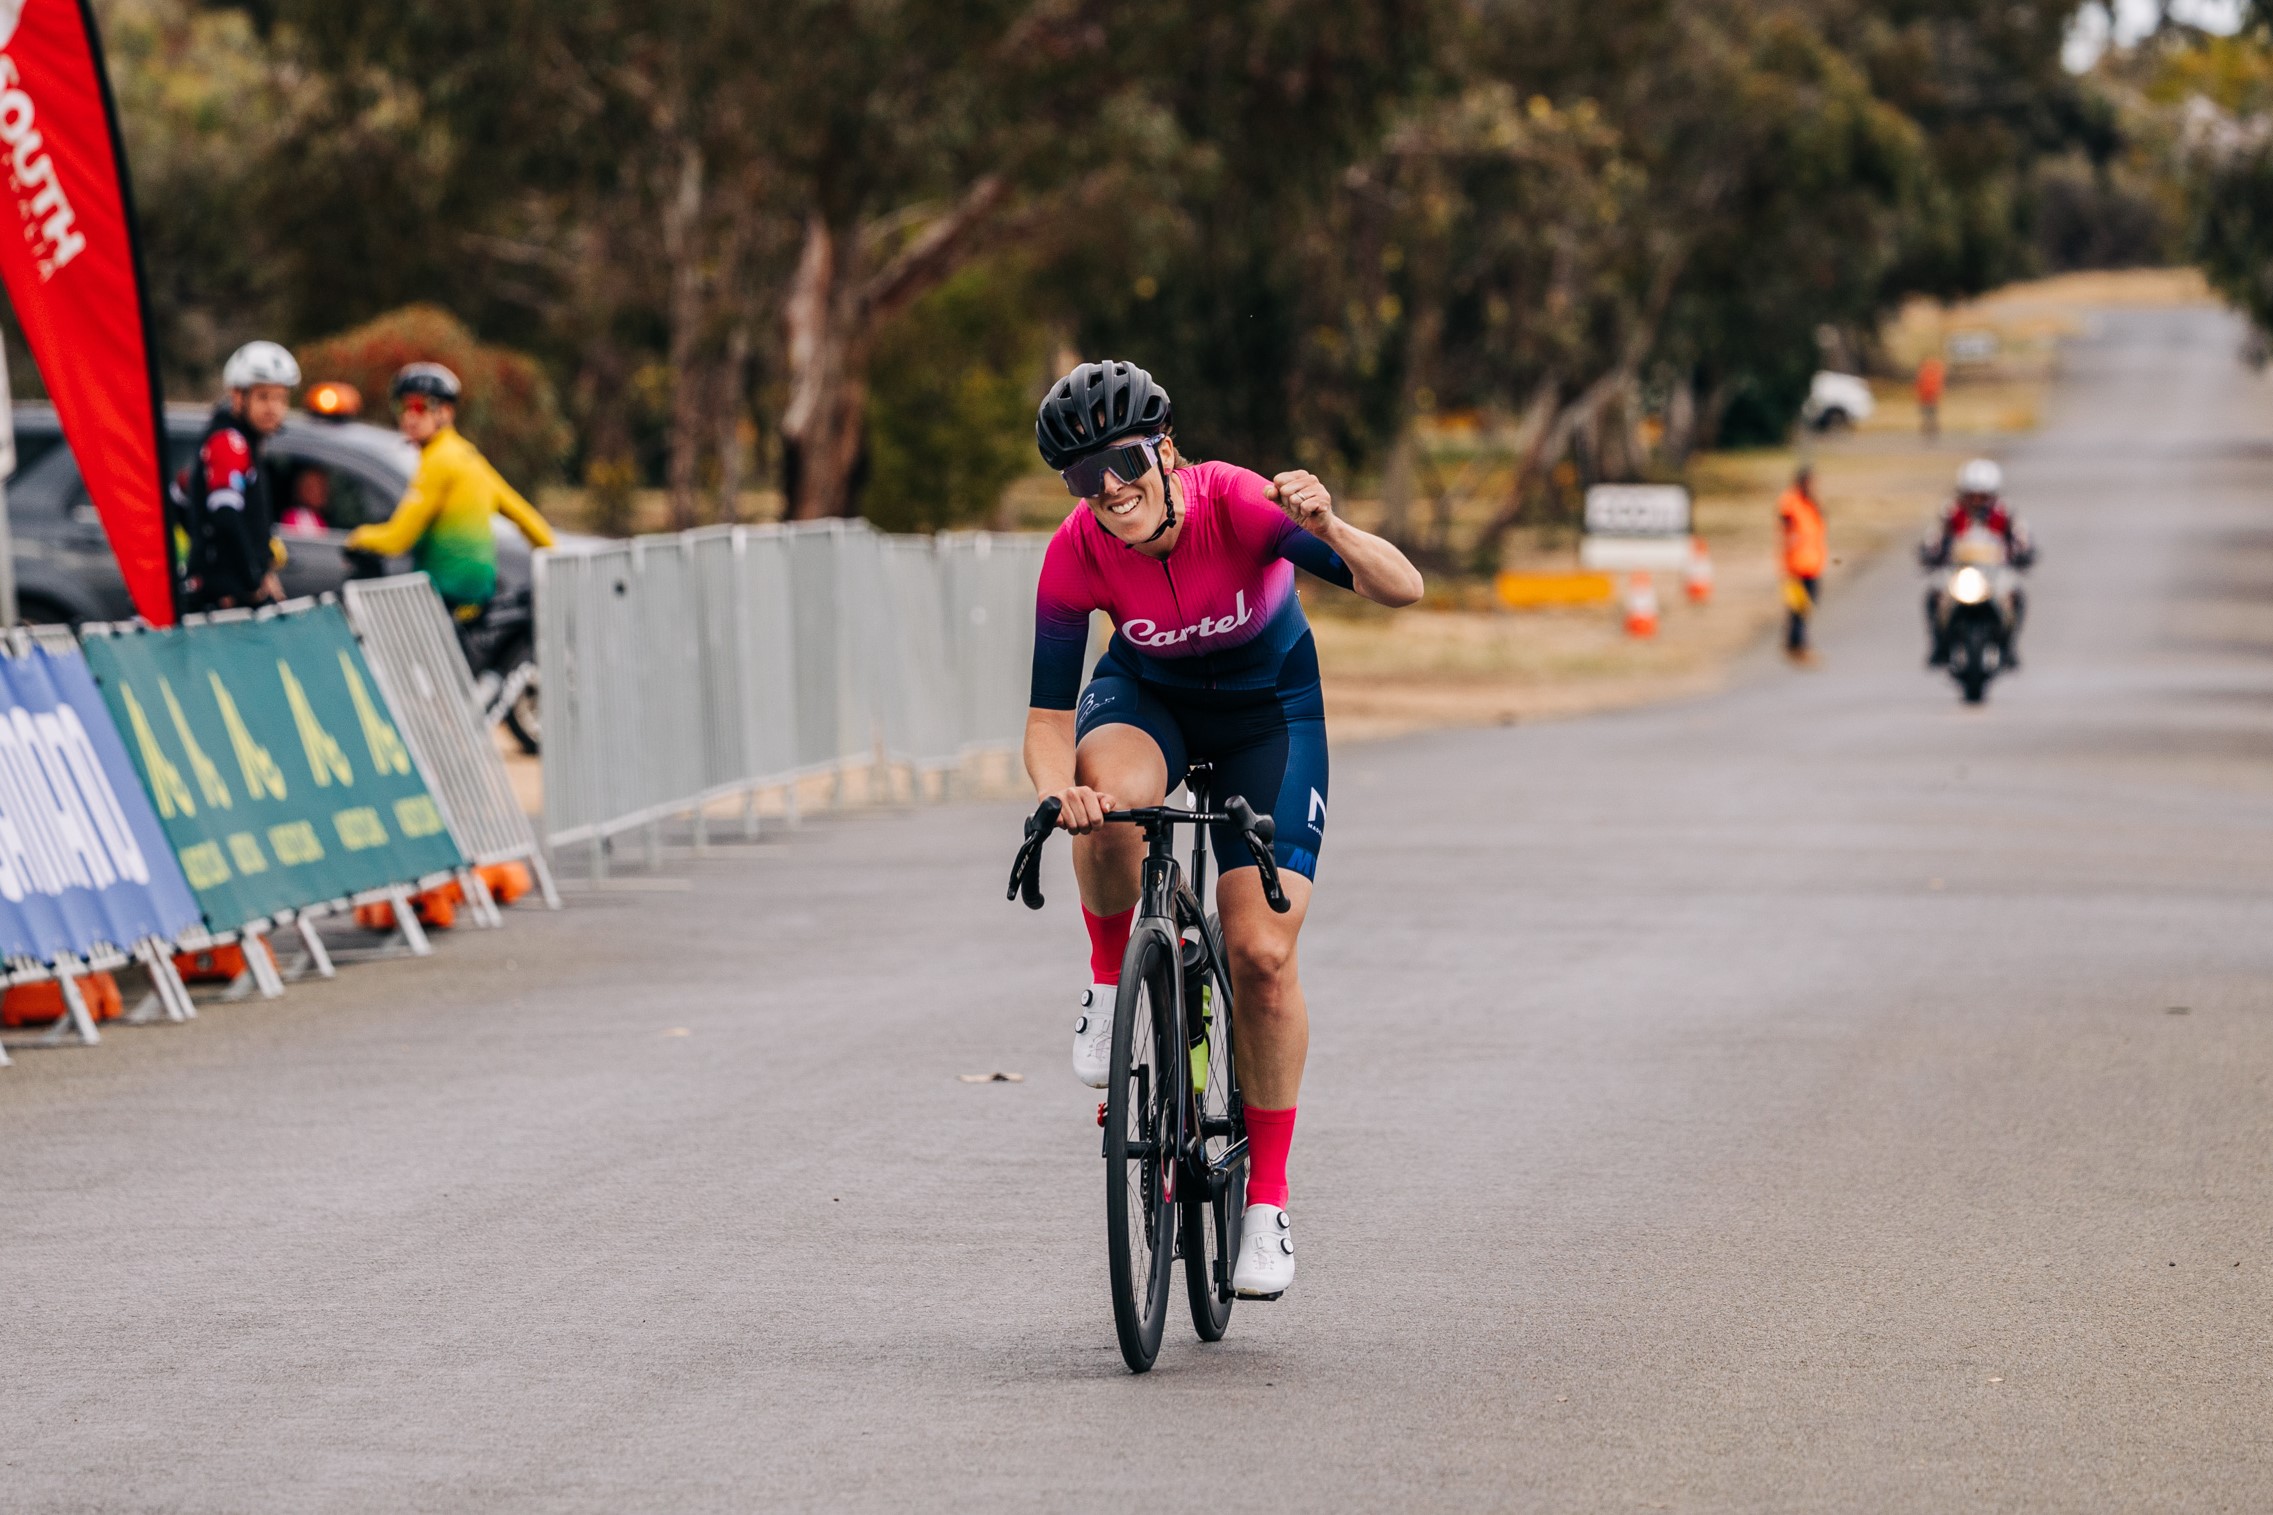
top-left (176, 340), bottom-right (298, 611)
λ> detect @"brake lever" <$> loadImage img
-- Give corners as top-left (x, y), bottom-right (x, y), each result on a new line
top-left (1224, 796), bottom-right (1291, 914)
top-left (1247, 836), bottom-right (1290, 913)
top-left (1007, 797), bottom-right (1063, 909)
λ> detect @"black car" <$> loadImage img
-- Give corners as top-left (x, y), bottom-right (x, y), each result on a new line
top-left (7, 402), bottom-right (543, 749)
top-left (6, 402), bottom-right (540, 622)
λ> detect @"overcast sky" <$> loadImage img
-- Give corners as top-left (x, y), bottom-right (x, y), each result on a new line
top-left (2066, 0), bottom-right (2246, 69)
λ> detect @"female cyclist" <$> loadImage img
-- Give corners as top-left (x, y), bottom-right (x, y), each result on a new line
top-left (1025, 360), bottom-right (1424, 1300)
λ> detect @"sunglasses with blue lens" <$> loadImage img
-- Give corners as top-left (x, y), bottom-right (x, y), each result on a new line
top-left (1062, 435), bottom-right (1166, 499)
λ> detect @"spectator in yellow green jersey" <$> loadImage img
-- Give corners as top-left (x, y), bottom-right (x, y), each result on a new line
top-left (347, 363), bottom-right (556, 616)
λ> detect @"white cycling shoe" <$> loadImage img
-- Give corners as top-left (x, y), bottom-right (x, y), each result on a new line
top-left (1071, 984), bottom-right (1115, 1088)
top-left (1232, 1204), bottom-right (1295, 1299)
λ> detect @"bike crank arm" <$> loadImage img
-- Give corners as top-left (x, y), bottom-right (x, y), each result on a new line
top-left (1200, 1136), bottom-right (1249, 1196)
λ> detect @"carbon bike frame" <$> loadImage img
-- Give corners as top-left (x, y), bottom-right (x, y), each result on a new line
top-left (1007, 765), bottom-right (1289, 1212)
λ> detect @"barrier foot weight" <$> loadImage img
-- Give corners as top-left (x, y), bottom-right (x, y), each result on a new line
top-left (245, 931), bottom-right (287, 1000)
top-left (294, 917), bottom-right (337, 980)
top-left (127, 941), bottom-right (193, 1024)
top-left (153, 947), bottom-right (198, 1021)
top-left (39, 964), bottom-right (100, 1047)
top-left (461, 868), bottom-right (503, 929)
top-left (530, 851), bottom-right (563, 911)
top-left (388, 889), bottom-right (434, 957)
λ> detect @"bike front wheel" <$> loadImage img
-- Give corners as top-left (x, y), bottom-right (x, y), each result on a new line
top-left (1107, 927), bottom-right (1183, 1373)
top-left (1185, 915), bottom-right (1243, 1341)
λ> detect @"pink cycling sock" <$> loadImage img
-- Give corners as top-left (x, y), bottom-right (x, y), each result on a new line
top-left (1244, 1104), bottom-right (1296, 1209)
top-left (1083, 906), bottom-right (1134, 985)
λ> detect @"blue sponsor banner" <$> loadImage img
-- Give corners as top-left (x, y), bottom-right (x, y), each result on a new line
top-left (0, 646), bottom-right (202, 962)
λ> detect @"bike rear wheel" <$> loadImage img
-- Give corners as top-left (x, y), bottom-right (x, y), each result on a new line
top-left (1184, 915), bottom-right (1243, 1341)
top-left (1107, 929), bottom-right (1182, 1373)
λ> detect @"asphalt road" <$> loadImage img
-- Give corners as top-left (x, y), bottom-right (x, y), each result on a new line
top-left (10, 305), bottom-right (2273, 1513)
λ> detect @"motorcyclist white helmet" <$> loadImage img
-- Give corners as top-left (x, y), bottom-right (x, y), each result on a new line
top-left (1957, 458), bottom-right (2002, 496)
top-left (222, 340), bottom-right (302, 392)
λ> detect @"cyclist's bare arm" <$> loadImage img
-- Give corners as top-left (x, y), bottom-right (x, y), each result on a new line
top-left (1022, 707), bottom-right (1116, 832)
top-left (1265, 469), bottom-right (1424, 607)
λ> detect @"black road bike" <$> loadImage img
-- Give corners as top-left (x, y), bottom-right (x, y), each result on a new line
top-left (1007, 764), bottom-right (1290, 1373)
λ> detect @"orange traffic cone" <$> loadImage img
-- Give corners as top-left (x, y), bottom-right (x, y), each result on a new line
top-left (1684, 536), bottom-right (1714, 603)
top-left (1624, 572), bottom-right (1660, 638)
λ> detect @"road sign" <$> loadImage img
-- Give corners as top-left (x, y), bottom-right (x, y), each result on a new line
top-left (1580, 484), bottom-right (1693, 571)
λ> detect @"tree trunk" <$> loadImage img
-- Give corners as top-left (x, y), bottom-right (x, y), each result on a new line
top-left (1695, 379), bottom-right (1734, 455)
top-left (1383, 240), bottom-right (1444, 549)
top-left (1475, 377), bottom-right (1564, 550)
top-left (780, 215), bottom-right (842, 520)
top-left (1661, 374), bottom-right (1699, 464)
top-left (1381, 433), bottom-right (1417, 546)
top-left (662, 141), bottom-right (708, 531)
top-left (1478, 242), bottom-right (1692, 552)
top-left (578, 339), bottom-right (638, 539)
top-left (714, 317), bottom-right (752, 523)
top-left (781, 281), bottom-right (874, 521)
top-left (780, 176), bottom-right (1010, 521)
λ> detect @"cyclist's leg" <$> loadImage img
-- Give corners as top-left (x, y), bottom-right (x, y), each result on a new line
top-left (1193, 670), bottom-right (1326, 1205)
top-left (1071, 667), bottom-right (1187, 967)
top-left (1213, 728), bottom-right (1323, 1113)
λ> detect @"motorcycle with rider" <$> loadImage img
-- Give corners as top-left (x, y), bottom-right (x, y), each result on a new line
top-left (1919, 458), bottom-right (2034, 704)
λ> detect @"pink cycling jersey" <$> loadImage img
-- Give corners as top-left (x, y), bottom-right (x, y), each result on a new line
top-left (1030, 461), bottom-right (1352, 708)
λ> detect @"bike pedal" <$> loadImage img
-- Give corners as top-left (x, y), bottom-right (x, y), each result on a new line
top-left (1096, 1101), bottom-right (1107, 1128)
top-left (1234, 1289), bottom-right (1285, 1303)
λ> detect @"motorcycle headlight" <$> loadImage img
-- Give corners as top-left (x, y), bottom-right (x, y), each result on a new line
top-left (1950, 566), bottom-right (1991, 606)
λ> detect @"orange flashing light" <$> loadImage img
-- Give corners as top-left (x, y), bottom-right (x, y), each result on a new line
top-left (307, 381), bottom-right (362, 420)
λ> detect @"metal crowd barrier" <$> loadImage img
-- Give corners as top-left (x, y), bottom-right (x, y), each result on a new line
top-left (535, 520), bottom-right (1047, 864)
top-left (341, 575), bottom-right (561, 909)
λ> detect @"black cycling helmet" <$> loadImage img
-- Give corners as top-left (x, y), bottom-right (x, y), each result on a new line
top-left (391, 362), bottom-right (462, 404)
top-left (1036, 360), bottom-right (1173, 469)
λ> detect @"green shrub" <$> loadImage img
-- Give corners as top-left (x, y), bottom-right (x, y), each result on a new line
top-left (863, 263), bottom-right (1051, 533)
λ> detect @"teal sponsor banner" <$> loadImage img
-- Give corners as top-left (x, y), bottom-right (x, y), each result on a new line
top-left (80, 604), bottom-right (465, 931)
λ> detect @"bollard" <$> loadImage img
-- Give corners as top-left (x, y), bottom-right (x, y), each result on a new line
top-left (1684, 536), bottom-right (1714, 604)
top-left (1624, 573), bottom-right (1661, 638)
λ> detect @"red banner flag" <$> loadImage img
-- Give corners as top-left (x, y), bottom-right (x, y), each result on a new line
top-left (0, 0), bottom-right (172, 625)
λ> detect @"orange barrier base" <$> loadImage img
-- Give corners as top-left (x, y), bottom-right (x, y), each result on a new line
top-left (1, 972), bottom-right (124, 1028)
top-left (357, 881), bottom-right (463, 933)
top-left (479, 861), bottom-right (534, 907)
top-left (175, 940), bottom-right (278, 985)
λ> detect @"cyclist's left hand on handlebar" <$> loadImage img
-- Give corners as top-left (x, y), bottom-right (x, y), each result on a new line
top-left (1053, 784), bottom-right (1117, 834)
top-left (1266, 470), bottom-right (1334, 534)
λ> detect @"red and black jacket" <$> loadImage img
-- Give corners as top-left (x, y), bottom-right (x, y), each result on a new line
top-left (172, 404), bottom-right (274, 607)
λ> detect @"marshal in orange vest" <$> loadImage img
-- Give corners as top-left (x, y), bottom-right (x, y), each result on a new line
top-left (1778, 480), bottom-right (1827, 579)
